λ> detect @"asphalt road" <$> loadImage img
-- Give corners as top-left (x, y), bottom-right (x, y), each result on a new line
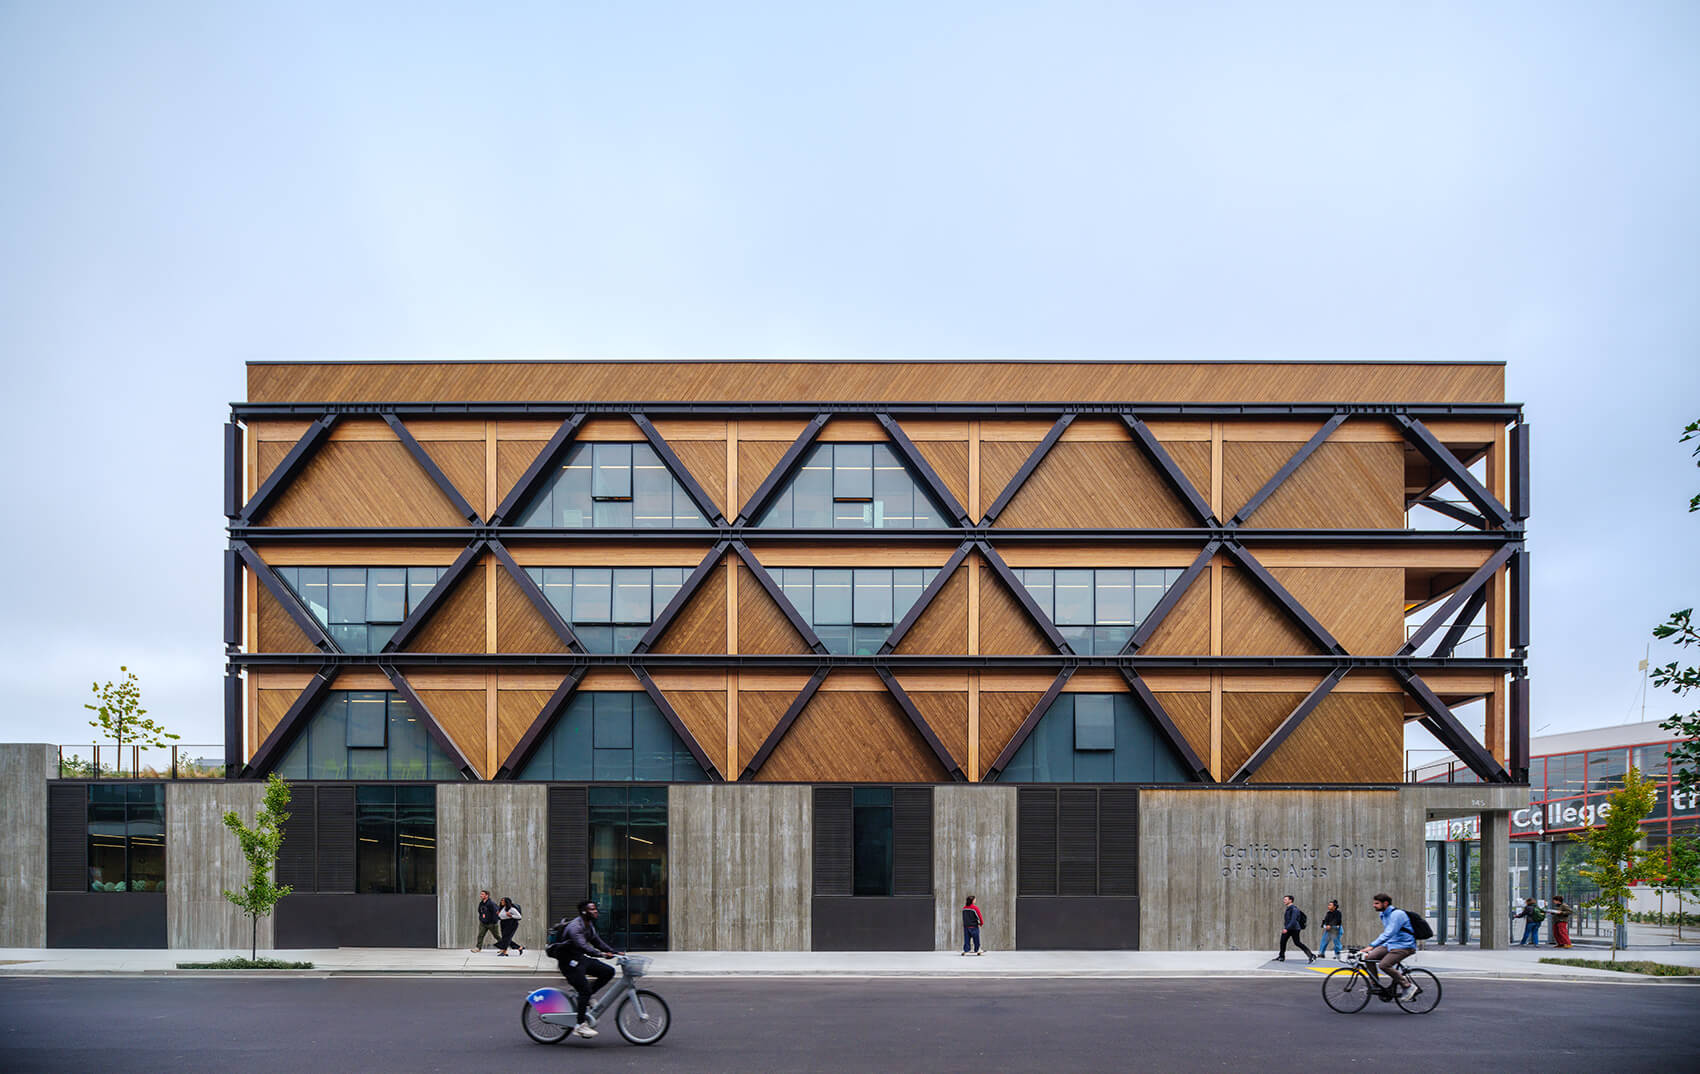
top-left (3, 974), bottom-right (1696, 1073)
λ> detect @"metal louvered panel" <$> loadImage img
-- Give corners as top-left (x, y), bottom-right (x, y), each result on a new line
top-left (1097, 788), bottom-right (1139, 896)
top-left (276, 785), bottom-right (317, 892)
top-left (548, 785), bottom-right (588, 925)
top-left (1017, 788), bottom-right (1057, 897)
top-left (314, 785), bottom-right (356, 893)
top-left (891, 786), bottom-right (933, 896)
top-left (1057, 788), bottom-right (1098, 896)
top-left (812, 786), bottom-right (852, 897)
top-left (48, 783), bottom-right (87, 892)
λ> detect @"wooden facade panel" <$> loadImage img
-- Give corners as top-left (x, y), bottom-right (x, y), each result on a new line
top-left (256, 689), bottom-right (299, 749)
top-left (669, 439), bottom-right (728, 519)
top-left (978, 565), bottom-right (1055, 656)
top-left (497, 688), bottom-right (555, 768)
top-left (507, 543), bottom-right (713, 567)
top-left (977, 690), bottom-right (1044, 780)
top-left (997, 442), bottom-right (1195, 529)
top-left (1152, 692), bottom-right (1212, 769)
top-left (894, 566), bottom-right (968, 655)
top-left (1223, 441), bottom-right (1404, 528)
top-left (1138, 575), bottom-right (1211, 656)
top-left (908, 437), bottom-right (970, 518)
top-left (496, 441), bottom-right (548, 509)
top-left (754, 684), bottom-right (949, 783)
top-left (259, 544), bottom-right (464, 566)
top-left (259, 441), bottom-right (467, 527)
top-left (1251, 692), bottom-right (1403, 784)
top-left (1267, 567), bottom-right (1403, 656)
top-left (417, 437), bottom-right (486, 516)
top-left (908, 689), bottom-right (969, 772)
top-left (257, 440), bottom-right (293, 494)
top-left (1162, 440), bottom-right (1213, 510)
top-left (649, 558), bottom-right (727, 653)
top-left (978, 440), bottom-right (1033, 519)
top-left (1221, 691), bottom-right (1308, 779)
top-left (1220, 566), bottom-right (1323, 656)
top-left (737, 441), bottom-right (793, 517)
top-left (737, 690), bottom-right (798, 776)
top-left (663, 690), bottom-right (727, 775)
top-left (735, 564), bottom-right (813, 655)
top-left (815, 418), bottom-right (889, 441)
top-left (414, 689), bottom-right (488, 778)
top-left (255, 585), bottom-right (317, 653)
top-left (494, 568), bottom-right (570, 653)
top-left (405, 556), bottom-right (488, 654)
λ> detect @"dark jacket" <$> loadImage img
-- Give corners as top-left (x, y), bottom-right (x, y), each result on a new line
top-left (478, 897), bottom-right (499, 925)
top-left (1322, 908), bottom-right (1342, 929)
top-left (1283, 904), bottom-right (1303, 931)
top-left (962, 904), bottom-right (983, 929)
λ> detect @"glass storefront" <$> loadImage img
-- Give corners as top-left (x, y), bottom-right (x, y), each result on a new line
top-left (587, 786), bottom-right (669, 951)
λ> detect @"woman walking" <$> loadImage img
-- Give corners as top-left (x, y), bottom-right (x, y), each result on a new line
top-left (1318, 899), bottom-right (1344, 959)
top-left (497, 896), bottom-right (525, 956)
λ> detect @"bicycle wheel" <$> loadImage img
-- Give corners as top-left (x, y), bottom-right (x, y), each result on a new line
top-left (615, 989), bottom-right (671, 1045)
top-left (1322, 968), bottom-right (1371, 1013)
top-left (1396, 969), bottom-right (1441, 1014)
top-left (521, 999), bottom-right (571, 1044)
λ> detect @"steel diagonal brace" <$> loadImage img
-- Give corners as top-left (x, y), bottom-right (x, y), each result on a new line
top-left (1229, 668), bottom-right (1349, 782)
top-left (383, 665), bottom-right (481, 780)
top-left (739, 667), bottom-right (830, 780)
top-left (632, 413), bottom-right (727, 526)
top-left (1119, 667), bottom-right (1214, 782)
top-left (487, 539), bottom-right (588, 653)
top-left (633, 542), bottom-right (732, 654)
top-left (1399, 545), bottom-right (1515, 656)
top-left (880, 541), bottom-right (974, 655)
top-left (980, 414), bottom-right (1073, 526)
top-left (382, 413), bottom-right (483, 524)
top-left (734, 413), bottom-right (831, 526)
top-left (490, 414), bottom-right (587, 525)
top-left (1230, 414), bottom-right (1348, 527)
top-left (233, 541), bottom-right (339, 653)
top-left (877, 667), bottom-right (967, 781)
top-left (1221, 541), bottom-right (1347, 656)
top-left (984, 667), bottom-right (1075, 780)
top-left (874, 413), bottom-right (973, 526)
top-left (974, 540), bottom-right (1073, 654)
top-left (240, 665), bottom-right (341, 777)
top-left (632, 665), bottom-right (723, 780)
top-left (1124, 540), bottom-right (1220, 653)
top-left (1398, 670), bottom-right (1510, 783)
top-left (1120, 414), bottom-right (1217, 526)
top-left (496, 668), bottom-right (587, 778)
top-left (730, 541), bottom-right (829, 654)
top-left (238, 414), bottom-right (339, 524)
top-left (381, 540), bottom-right (490, 653)
top-left (1395, 415), bottom-right (1512, 528)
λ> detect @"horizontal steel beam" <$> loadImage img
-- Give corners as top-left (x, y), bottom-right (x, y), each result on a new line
top-left (235, 401), bottom-right (1525, 420)
top-left (232, 651), bottom-right (1524, 671)
top-left (228, 525), bottom-right (1524, 545)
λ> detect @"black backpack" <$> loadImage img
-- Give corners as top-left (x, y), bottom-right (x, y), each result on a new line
top-left (1406, 909), bottom-right (1434, 941)
top-left (1297, 909), bottom-right (1308, 930)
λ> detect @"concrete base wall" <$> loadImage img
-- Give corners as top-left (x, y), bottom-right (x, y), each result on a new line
top-left (669, 784), bottom-right (811, 951)
top-left (436, 784), bottom-right (548, 950)
top-left (931, 784), bottom-right (1016, 952)
top-left (0, 744), bottom-right (54, 947)
top-left (167, 781), bottom-right (275, 950)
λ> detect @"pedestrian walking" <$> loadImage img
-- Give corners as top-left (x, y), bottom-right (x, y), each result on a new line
top-left (1513, 897), bottom-right (1546, 946)
top-left (961, 895), bottom-right (984, 955)
top-left (1276, 894), bottom-right (1315, 963)
top-left (1549, 895), bottom-right (1573, 948)
top-left (497, 896), bottom-right (524, 955)
top-left (1318, 899), bottom-right (1344, 959)
top-left (471, 889), bottom-right (501, 952)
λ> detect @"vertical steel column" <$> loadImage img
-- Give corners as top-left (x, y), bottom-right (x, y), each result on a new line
top-left (1511, 422), bottom-right (1531, 521)
top-left (1511, 674), bottom-right (1530, 782)
top-left (223, 548), bottom-right (242, 650)
top-left (224, 421), bottom-right (242, 519)
top-left (224, 670), bottom-right (243, 777)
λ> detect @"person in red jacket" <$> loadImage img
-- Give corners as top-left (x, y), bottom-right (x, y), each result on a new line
top-left (961, 895), bottom-right (984, 955)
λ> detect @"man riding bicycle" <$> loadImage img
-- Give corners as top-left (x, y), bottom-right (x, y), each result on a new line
top-left (550, 900), bottom-right (621, 1038)
top-left (1361, 893), bottom-right (1418, 1001)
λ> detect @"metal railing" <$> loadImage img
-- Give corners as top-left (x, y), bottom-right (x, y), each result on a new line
top-left (57, 744), bottom-right (226, 780)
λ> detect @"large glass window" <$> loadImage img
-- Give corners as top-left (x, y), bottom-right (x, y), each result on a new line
top-left (275, 566), bottom-right (446, 652)
top-left (355, 785), bottom-right (436, 894)
top-left (758, 443), bottom-right (947, 529)
top-left (1015, 567), bottom-right (1185, 654)
top-left (996, 693), bottom-right (1190, 783)
top-left (86, 784), bottom-right (165, 892)
top-left (852, 787), bottom-right (894, 896)
top-left (272, 692), bottom-right (465, 780)
top-left (517, 692), bottom-right (709, 782)
top-left (774, 567), bottom-right (934, 654)
top-left (516, 442), bottom-right (705, 528)
top-left (524, 566), bottom-right (685, 652)
top-left (589, 786), bottom-right (669, 950)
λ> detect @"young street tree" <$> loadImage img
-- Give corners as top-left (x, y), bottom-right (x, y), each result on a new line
top-left (1577, 766), bottom-right (1659, 961)
top-left (1654, 419), bottom-right (1699, 795)
top-left (84, 666), bottom-right (178, 776)
top-left (1642, 836), bottom-right (1700, 940)
top-left (222, 774), bottom-right (294, 962)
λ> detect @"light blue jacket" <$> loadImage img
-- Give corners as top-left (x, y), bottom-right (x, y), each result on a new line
top-left (1371, 906), bottom-right (1415, 949)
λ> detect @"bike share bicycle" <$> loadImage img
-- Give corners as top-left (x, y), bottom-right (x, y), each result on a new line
top-left (522, 954), bottom-right (671, 1045)
top-left (1322, 947), bottom-right (1441, 1014)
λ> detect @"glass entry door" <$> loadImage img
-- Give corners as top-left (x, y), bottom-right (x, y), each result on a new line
top-left (588, 786), bottom-right (668, 950)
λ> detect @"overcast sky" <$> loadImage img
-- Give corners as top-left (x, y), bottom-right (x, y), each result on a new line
top-left (1, 2), bottom-right (1696, 758)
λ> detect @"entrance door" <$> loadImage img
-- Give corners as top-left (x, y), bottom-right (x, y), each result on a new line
top-left (587, 786), bottom-right (668, 950)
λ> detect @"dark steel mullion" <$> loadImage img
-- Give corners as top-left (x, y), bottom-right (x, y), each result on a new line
top-left (879, 541), bottom-right (975, 654)
top-left (383, 665), bottom-right (480, 780)
top-left (223, 670), bottom-right (243, 776)
top-left (1395, 416), bottom-right (1512, 528)
top-left (1416, 497), bottom-right (1488, 530)
top-left (240, 666), bottom-right (340, 777)
top-left (1119, 667), bottom-right (1213, 782)
top-left (974, 540), bottom-right (1072, 653)
top-left (632, 541), bottom-right (731, 653)
top-left (489, 413), bottom-right (587, 525)
top-left (1398, 544), bottom-right (1515, 656)
top-left (1230, 413), bottom-right (1348, 527)
top-left (380, 540), bottom-right (489, 653)
top-left (1397, 670), bottom-right (1510, 783)
top-left (1229, 669), bottom-right (1349, 782)
top-left (233, 541), bottom-right (339, 653)
top-left (1429, 588), bottom-right (1489, 660)
top-left (732, 413), bottom-right (831, 526)
top-left (728, 541), bottom-right (828, 653)
top-left (1124, 540), bottom-right (1220, 653)
top-left (1510, 673), bottom-right (1530, 779)
top-left (983, 667), bottom-right (1074, 780)
top-left (1510, 549), bottom-right (1530, 653)
top-left (486, 539), bottom-right (587, 653)
top-left (980, 413), bottom-right (1074, 525)
top-left (237, 414), bottom-right (339, 524)
top-left (1511, 423), bottom-right (1531, 521)
top-left (224, 421), bottom-right (242, 519)
top-left (223, 548), bottom-right (243, 649)
top-left (381, 413), bottom-right (483, 524)
top-left (632, 412), bottom-right (727, 526)
top-left (495, 668), bottom-right (587, 778)
top-left (739, 667), bottom-right (830, 780)
top-left (874, 413), bottom-right (972, 526)
top-left (1221, 541), bottom-right (1346, 656)
top-left (632, 665), bottom-right (724, 780)
top-left (876, 667), bottom-right (967, 781)
top-left (1120, 414), bottom-right (1217, 525)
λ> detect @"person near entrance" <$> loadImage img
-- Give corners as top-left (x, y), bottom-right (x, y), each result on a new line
top-left (496, 896), bottom-right (524, 956)
top-left (1361, 893), bottom-right (1418, 1002)
top-left (1318, 899), bottom-right (1344, 959)
top-left (1277, 895), bottom-right (1315, 963)
top-left (472, 889), bottom-right (501, 952)
top-left (1549, 895), bottom-right (1573, 948)
top-left (1514, 898), bottom-right (1546, 946)
top-left (961, 895), bottom-right (984, 955)
top-left (552, 899), bottom-right (620, 1038)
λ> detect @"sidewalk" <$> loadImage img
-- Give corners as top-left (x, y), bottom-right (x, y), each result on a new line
top-left (4, 944), bottom-right (1699, 982)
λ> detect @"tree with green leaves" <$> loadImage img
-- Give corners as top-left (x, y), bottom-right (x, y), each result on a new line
top-left (1577, 767), bottom-right (1659, 960)
top-left (84, 666), bottom-right (178, 776)
top-left (1654, 419), bottom-right (1699, 796)
top-left (222, 774), bottom-right (293, 962)
top-left (1641, 836), bottom-right (1700, 940)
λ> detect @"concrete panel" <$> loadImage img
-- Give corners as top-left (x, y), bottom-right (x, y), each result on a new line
top-left (669, 784), bottom-right (811, 951)
top-left (0, 744), bottom-right (54, 946)
top-left (1477, 810), bottom-right (1511, 950)
top-left (931, 784), bottom-right (1016, 952)
top-left (436, 784), bottom-right (548, 949)
top-left (1139, 787), bottom-right (1424, 951)
top-left (167, 781), bottom-right (275, 950)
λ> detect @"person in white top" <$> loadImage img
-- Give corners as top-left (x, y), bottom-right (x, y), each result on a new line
top-left (497, 896), bottom-right (524, 956)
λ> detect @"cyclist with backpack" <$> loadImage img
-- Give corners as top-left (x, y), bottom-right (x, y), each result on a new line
top-left (546, 900), bottom-right (621, 1038)
top-left (1362, 893), bottom-right (1419, 1001)
top-left (1514, 897), bottom-right (1546, 946)
top-left (1277, 895), bottom-right (1315, 963)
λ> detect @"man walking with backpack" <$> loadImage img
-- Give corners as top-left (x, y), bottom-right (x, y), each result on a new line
top-left (1277, 895), bottom-right (1315, 963)
top-left (1514, 897), bottom-right (1545, 946)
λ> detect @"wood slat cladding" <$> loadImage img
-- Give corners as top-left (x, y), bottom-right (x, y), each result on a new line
top-left (997, 442), bottom-right (1196, 529)
top-left (48, 784), bottom-right (86, 892)
top-left (978, 565), bottom-right (1054, 656)
top-left (735, 564), bottom-right (812, 654)
top-left (1153, 692), bottom-right (1212, 768)
top-left (417, 437), bottom-right (486, 516)
top-left (406, 556), bottom-right (489, 654)
top-left (497, 688), bottom-right (556, 768)
top-left (663, 690), bottom-right (728, 773)
top-left (414, 690), bottom-right (488, 778)
top-left (978, 439), bottom-right (1035, 520)
top-left (276, 787), bottom-right (316, 891)
top-left (905, 690), bottom-right (969, 772)
top-left (894, 565), bottom-right (969, 655)
top-left (1223, 441), bottom-right (1404, 528)
top-left (1250, 692), bottom-right (1403, 784)
top-left (255, 586), bottom-right (317, 653)
top-left (904, 435), bottom-right (971, 517)
top-left (1134, 575), bottom-right (1212, 655)
top-left (737, 441), bottom-right (792, 516)
top-left (812, 787), bottom-right (853, 896)
top-left (495, 440), bottom-right (548, 509)
top-left (256, 689), bottom-right (300, 747)
top-left (669, 439), bottom-right (728, 519)
top-left (649, 558), bottom-right (728, 653)
top-left (547, 786), bottom-right (589, 922)
top-left (1221, 691), bottom-right (1309, 778)
top-left (257, 439), bottom-right (294, 494)
top-left (977, 690), bottom-right (1044, 781)
top-left (892, 787), bottom-right (934, 897)
top-left (314, 785), bottom-right (356, 892)
top-left (755, 681), bottom-right (950, 783)
top-left (1161, 440), bottom-right (1212, 509)
top-left (251, 361), bottom-right (1505, 404)
top-left (737, 690), bottom-right (799, 776)
top-left (494, 568), bottom-right (570, 653)
top-left (1220, 566), bottom-right (1325, 656)
top-left (258, 441), bottom-right (468, 527)
top-left (1267, 567), bottom-right (1403, 656)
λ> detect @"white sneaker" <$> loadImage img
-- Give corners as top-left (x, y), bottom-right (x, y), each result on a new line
top-left (573, 1024), bottom-right (598, 1038)
top-left (1398, 983), bottom-right (1418, 1001)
